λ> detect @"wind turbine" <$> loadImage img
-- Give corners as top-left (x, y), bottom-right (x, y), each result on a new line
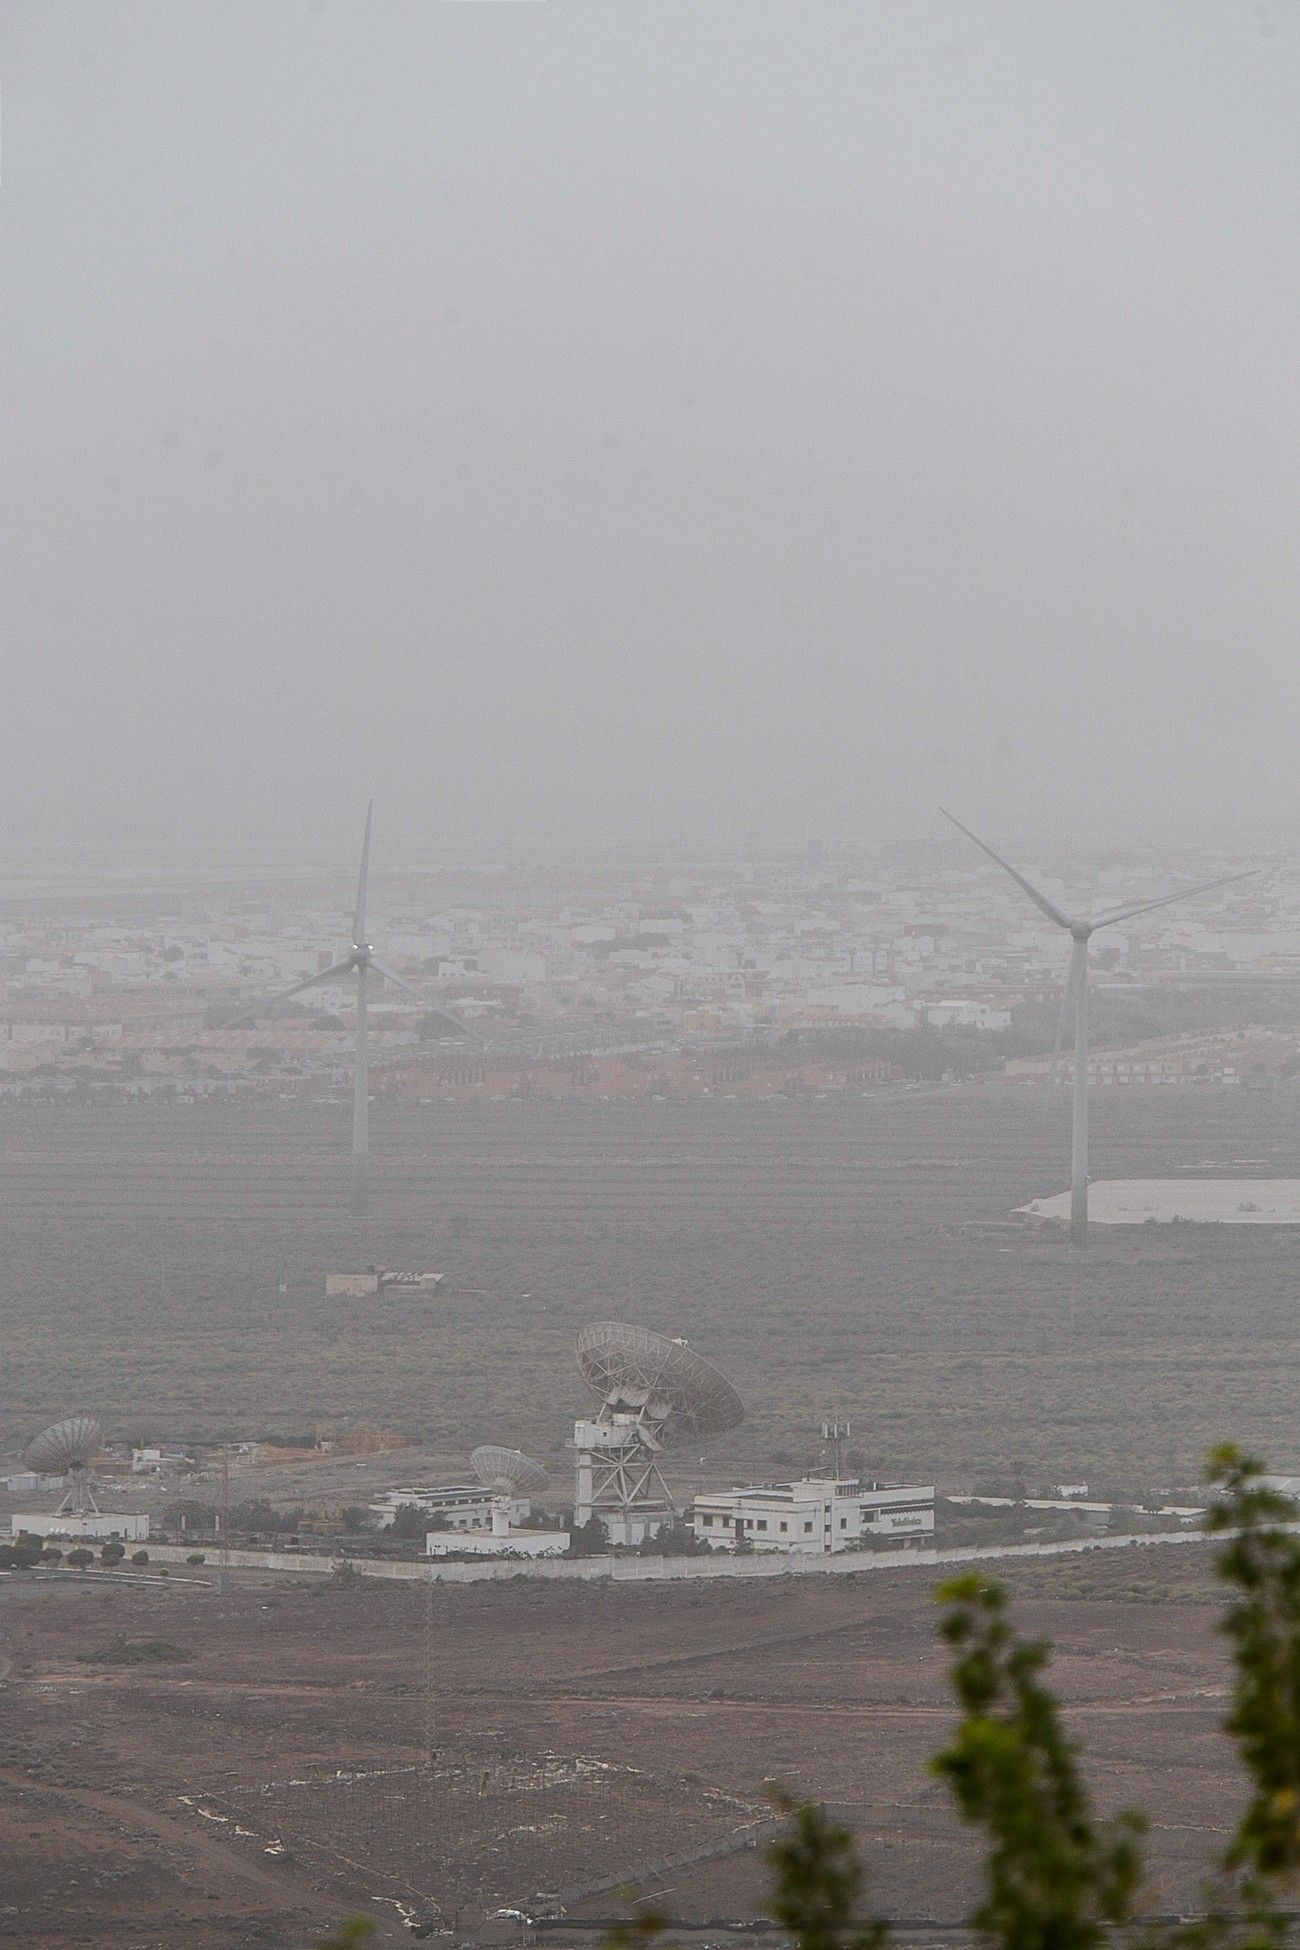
top-left (940, 810), bottom-right (1254, 1244)
top-left (225, 801), bottom-right (439, 1218)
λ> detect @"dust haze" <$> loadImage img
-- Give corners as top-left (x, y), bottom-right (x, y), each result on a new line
top-left (4, 12), bottom-right (1300, 1946)
top-left (3, 1), bottom-right (1298, 866)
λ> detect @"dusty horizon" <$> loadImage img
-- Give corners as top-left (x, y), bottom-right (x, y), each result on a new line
top-left (5, 2), bottom-right (1296, 866)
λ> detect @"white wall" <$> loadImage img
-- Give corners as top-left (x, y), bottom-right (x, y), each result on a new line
top-left (13, 1512), bottom-right (149, 1541)
top-left (141, 1528), bottom-right (1217, 1587)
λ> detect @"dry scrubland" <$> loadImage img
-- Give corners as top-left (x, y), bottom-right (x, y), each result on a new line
top-left (1, 1087), bottom-right (1298, 1488)
top-left (1, 1091), bottom-right (1290, 1945)
top-left (0, 1545), bottom-right (1243, 1944)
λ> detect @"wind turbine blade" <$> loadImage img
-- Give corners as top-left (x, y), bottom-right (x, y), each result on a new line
top-left (367, 958), bottom-right (471, 1039)
top-left (1090, 868), bottom-right (1256, 931)
top-left (215, 957), bottom-right (357, 1027)
top-left (352, 799), bottom-right (374, 946)
top-left (368, 957), bottom-right (427, 1003)
top-left (939, 808), bottom-right (1075, 931)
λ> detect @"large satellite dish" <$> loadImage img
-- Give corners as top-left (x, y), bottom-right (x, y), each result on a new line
top-left (470, 1445), bottom-right (549, 1498)
top-left (23, 1416), bottom-right (105, 1517)
top-left (576, 1321), bottom-right (744, 1442)
top-left (24, 1416), bottom-right (103, 1475)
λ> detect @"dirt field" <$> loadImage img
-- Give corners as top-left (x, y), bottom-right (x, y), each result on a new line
top-left (0, 1543), bottom-right (1248, 1946)
top-left (2, 1087), bottom-right (1299, 1490)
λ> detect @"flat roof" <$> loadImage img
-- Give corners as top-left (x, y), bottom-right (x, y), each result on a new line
top-left (695, 1479), bottom-right (931, 1506)
top-left (371, 1484), bottom-right (487, 1503)
top-left (1020, 1179), bottom-right (1300, 1226)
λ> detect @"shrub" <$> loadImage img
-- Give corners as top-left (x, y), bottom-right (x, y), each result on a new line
top-left (316, 1919), bottom-right (375, 1949)
top-left (323, 1561), bottom-right (372, 1590)
top-left (100, 1541), bottom-right (126, 1567)
top-left (77, 1636), bottom-right (192, 1666)
top-left (228, 1497), bottom-right (302, 1536)
top-left (65, 1547), bottom-right (94, 1570)
top-left (186, 1552), bottom-right (206, 1566)
top-left (566, 1515), bottom-right (610, 1557)
top-left (131, 1549), bottom-right (149, 1567)
top-left (389, 1503), bottom-right (432, 1541)
top-left (161, 1497), bottom-right (218, 1538)
top-left (638, 1520), bottom-right (711, 1557)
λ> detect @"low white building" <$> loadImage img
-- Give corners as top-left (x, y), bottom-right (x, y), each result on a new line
top-left (691, 1477), bottom-right (934, 1555)
top-left (370, 1484), bottom-right (531, 1532)
top-left (920, 998), bottom-right (1012, 1031)
top-left (0, 1471), bottom-right (63, 1497)
top-left (12, 1512), bottom-right (149, 1543)
top-left (129, 1447), bottom-right (188, 1475)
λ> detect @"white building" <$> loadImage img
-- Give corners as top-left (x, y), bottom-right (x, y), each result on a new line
top-left (690, 1477), bottom-right (933, 1555)
top-left (0, 1471), bottom-right (62, 1497)
top-left (476, 948), bottom-right (548, 986)
top-left (921, 998), bottom-right (1012, 1031)
top-left (370, 1484), bottom-right (531, 1532)
top-left (13, 1512), bottom-right (150, 1543)
top-left (129, 1447), bottom-right (187, 1474)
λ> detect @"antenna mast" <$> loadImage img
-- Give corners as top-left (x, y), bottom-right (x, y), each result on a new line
top-left (822, 1417), bottom-right (851, 1481)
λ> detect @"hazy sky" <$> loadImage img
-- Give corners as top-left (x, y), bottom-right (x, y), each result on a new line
top-left (3, 2), bottom-right (1298, 866)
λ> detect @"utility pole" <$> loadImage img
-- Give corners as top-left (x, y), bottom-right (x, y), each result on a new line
top-left (214, 1444), bottom-right (231, 1595)
top-left (423, 1569), bottom-right (436, 1775)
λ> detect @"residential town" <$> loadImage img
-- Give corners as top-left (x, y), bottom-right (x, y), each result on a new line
top-left (0, 842), bottom-right (1294, 1099)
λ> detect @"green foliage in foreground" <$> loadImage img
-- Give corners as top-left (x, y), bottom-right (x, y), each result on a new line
top-left (607, 1447), bottom-right (1300, 1950)
top-left (761, 1792), bottom-right (888, 1950)
top-left (319, 1449), bottom-right (1300, 1950)
top-left (924, 1444), bottom-right (1300, 1950)
top-left (1205, 1445), bottom-right (1300, 1888)
top-left (315, 1920), bottom-right (374, 1950)
top-left (932, 1574), bottom-right (1143, 1950)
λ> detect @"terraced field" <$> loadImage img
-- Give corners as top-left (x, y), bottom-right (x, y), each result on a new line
top-left (2, 1085), bottom-right (1298, 1488)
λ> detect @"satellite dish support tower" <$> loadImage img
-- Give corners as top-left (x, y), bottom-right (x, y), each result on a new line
top-left (573, 1410), bottom-right (674, 1547)
top-left (573, 1322), bottom-right (744, 1547)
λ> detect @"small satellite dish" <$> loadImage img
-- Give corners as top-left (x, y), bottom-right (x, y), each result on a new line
top-left (576, 1321), bottom-right (744, 1443)
top-left (470, 1445), bottom-right (549, 1498)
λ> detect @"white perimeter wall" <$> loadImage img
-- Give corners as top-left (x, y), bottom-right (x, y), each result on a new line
top-left (141, 1527), bottom-right (1212, 1586)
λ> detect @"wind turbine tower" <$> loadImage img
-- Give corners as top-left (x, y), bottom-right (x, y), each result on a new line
top-left (941, 811), bottom-right (1253, 1244)
top-left (226, 801), bottom-right (434, 1217)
